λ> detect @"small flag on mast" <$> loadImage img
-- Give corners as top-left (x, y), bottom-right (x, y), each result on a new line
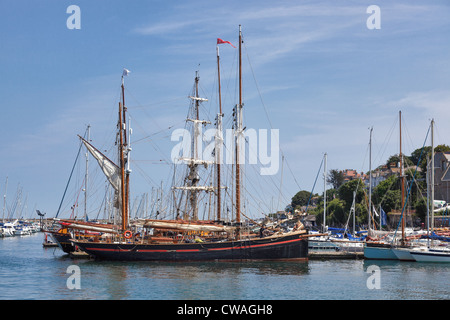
top-left (122, 68), bottom-right (130, 77)
top-left (380, 207), bottom-right (387, 226)
top-left (217, 38), bottom-right (236, 48)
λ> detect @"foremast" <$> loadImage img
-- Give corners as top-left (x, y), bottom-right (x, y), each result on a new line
top-left (80, 70), bottom-right (132, 235)
top-left (119, 73), bottom-right (131, 232)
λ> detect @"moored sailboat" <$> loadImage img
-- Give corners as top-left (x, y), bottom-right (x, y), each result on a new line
top-left (364, 111), bottom-right (416, 260)
top-left (408, 119), bottom-right (450, 262)
top-left (70, 26), bottom-right (309, 261)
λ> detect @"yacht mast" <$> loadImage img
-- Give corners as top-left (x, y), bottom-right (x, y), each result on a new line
top-left (323, 153), bottom-right (327, 233)
top-left (2, 177), bottom-right (7, 222)
top-left (431, 118), bottom-right (435, 239)
top-left (399, 111), bottom-right (405, 245)
top-left (84, 124), bottom-right (90, 220)
top-left (369, 127), bottom-right (373, 231)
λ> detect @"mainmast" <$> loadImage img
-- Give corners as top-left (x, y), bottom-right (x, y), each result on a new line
top-left (191, 73), bottom-right (201, 220)
top-left (235, 25), bottom-right (243, 229)
top-left (216, 43), bottom-right (223, 221)
top-left (174, 72), bottom-right (211, 220)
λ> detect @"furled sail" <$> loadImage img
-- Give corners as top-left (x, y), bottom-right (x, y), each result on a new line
top-left (137, 219), bottom-right (234, 233)
top-left (52, 218), bottom-right (119, 234)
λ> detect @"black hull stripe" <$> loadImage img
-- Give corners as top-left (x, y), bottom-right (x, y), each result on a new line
top-left (85, 237), bottom-right (304, 253)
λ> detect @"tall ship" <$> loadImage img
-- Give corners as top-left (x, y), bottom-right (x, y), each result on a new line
top-left (70, 26), bottom-right (309, 261)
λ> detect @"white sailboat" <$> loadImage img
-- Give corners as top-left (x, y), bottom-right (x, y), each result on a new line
top-left (365, 112), bottom-right (427, 260)
top-left (1, 222), bottom-right (15, 237)
top-left (408, 119), bottom-right (450, 262)
top-left (410, 246), bottom-right (450, 262)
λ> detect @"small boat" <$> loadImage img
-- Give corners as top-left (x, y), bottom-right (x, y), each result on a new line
top-left (0, 222), bottom-right (15, 237)
top-left (13, 224), bottom-right (32, 236)
top-left (42, 233), bottom-right (59, 248)
top-left (364, 241), bottom-right (398, 260)
top-left (410, 246), bottom-right (450, 262)
top-left (391, 245), bottom-right (418, 261)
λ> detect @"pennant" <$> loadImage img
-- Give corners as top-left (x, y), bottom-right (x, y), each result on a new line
top-left (380, 207), bottom-right (387, 226)
top-left (217, 38), bottom-right (236, 48)
top-left (122, 68), bottom-right (131, 76)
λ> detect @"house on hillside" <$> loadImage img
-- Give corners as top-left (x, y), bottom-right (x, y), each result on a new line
top-left (341, 169), bottom-right (367, 183)
top-left (433, 152), bottom-right (450, 203)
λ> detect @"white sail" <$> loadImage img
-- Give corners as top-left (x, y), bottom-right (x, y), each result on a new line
top-left (82, 139), bottom-right (121, 193)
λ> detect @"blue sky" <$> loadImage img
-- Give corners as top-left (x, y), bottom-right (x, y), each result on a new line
top-left (1, 0), bottom-right (450, 219)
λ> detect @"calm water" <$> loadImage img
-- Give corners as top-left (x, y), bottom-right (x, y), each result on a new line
top-left (0, 233), bottom-right (448, 300)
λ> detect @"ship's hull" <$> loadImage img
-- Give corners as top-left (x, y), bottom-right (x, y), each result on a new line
top-left (364, 242), bottom-right (398, 260)
top-left (71, 232), bottom-right (308, 261)
top-left (410, 248), bottom-right (450, 262)
top-left (391, 247), bottom-right (415, 261)
top-left (50, 232), bottom-right (74, 254)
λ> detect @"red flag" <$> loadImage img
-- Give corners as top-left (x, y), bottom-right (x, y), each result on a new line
top-left (217, 38), bottom-right (236, 48)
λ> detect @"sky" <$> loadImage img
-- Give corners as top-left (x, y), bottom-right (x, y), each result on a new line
top-left (1, 0), bottom-right (450, 220)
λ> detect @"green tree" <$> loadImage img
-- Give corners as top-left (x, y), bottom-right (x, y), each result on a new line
top-left (386, 154), bottom-right (414, 169)
top-left (409, 146), bottom-right (431, 172)
top-left (338, 179), bottom-right (365, 212)
top-left (291, 190), bottom-right (313, 208)
top-left (372, 175), bottom-right (401, 213)
top-left (326, 198), bottom-right (346, 226)
top-left (435, 144), bottom-right (450, 153)
top-left (327, 169), bottom-right (344, 189)
top-left (414, 198), bottom-right (427, 223)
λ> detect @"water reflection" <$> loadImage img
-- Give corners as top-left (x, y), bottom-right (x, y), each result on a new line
top-left (76, 260), bottom-right (310, 299)
top-left (3, 234), bottom-right (448, 300)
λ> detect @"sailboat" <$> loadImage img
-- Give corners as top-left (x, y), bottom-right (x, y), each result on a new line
top-left (409, 119), bottom-right (450, 262)
top-left (364, 112), bottom-right (407, 260)
top-left (70, 26), bottom-right (310, 261)
top-left (308, 153), bottom-right (365, 257)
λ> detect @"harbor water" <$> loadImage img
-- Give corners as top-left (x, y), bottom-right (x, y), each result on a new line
top-left (0, 233), bottom-right (448, 300)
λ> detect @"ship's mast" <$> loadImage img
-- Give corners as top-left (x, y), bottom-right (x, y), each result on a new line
top-left (84, 124), bottom-right (90, 220)
top-left (323, 152), bottom-right (327, 233)
top-left (369, 127), bottom-right (373, 231)
top-left (173, 72), bottom-right (211, 220)
top-left (216, 43), bottom-right (223, 221)
top-left (235, 25), bottom-right (243, 229)
top-left (431, 118), bottom-right (435, 240)
top-left (191, 73), bottom-right (200, 220)
top-left (399, 111), bottom-right (405, 245)
top-left (119, 76), bottom-right (130, 231)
